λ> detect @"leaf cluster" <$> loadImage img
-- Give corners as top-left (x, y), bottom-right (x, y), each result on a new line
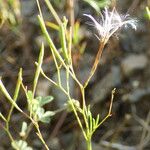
top-left (26, 91), bottom-right (55, 123)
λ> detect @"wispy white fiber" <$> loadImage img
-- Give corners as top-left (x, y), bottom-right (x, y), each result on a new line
top-left (84, 8), bottom-right (137, 42)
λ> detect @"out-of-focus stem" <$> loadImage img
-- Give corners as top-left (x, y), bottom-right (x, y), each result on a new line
top-left (87, 138), bottom-right (92, 150)
top-left (68, 0), bottom-right (75, 32)
top-left (44, 0), bottom-right (62, 25)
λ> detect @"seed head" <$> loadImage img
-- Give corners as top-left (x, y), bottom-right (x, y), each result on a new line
top-left (84, 7), bottom-right (137, 42)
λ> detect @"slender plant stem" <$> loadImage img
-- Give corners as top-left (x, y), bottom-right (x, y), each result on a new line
top-left (84, 42), bottom-right (105, 88)
top-left (44, 0), bottom-right (62, 25)
top-left (4, 127), bottom-right (14, 142)
top-left (40, 65), bottom-right (87, 139)
top-left (68, 97), bottom-right (87, 140)
top-left (87, 139), bottom-right (92, 150)
top-left (35, 123), bottom-right (49, 150)
top-left (80, 88), bottom-right (90, 137)
top-left (51, 47), bottom-right (62, 86)
top-left (24, 122), bottom-right (34, 140)
top-left (97, 88), bottom-right (115, 128)
top-left (37, 13), bottom-right (83, 88)
top-left (80, 87), bottom-right (86, 109)
top-left (68, 0), bottom-right (75, 32)
top-left (35, 2), bottom-right (116, 150)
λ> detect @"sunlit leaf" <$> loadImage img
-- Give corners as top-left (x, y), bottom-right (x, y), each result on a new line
top-left (39, 111), bottom-right (55, 123)
top-left (36, 96), bottom-right (54, 106)
top-left (11, 140), bottom-right (33, 150)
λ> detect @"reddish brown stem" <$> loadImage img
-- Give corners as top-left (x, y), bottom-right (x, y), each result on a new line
top-left (84, 42), bottom-right (105, 88)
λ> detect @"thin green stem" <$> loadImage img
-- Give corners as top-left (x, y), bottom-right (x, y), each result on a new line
top-left (44, 0), bottom-right (62, 25)
top-left (68, 97), bottom-right (87, 140)
top-left (40, 66), bottom-right (85, 136)
top-left (4, 126), bottom-right (14, 143)
top-left (21, 82), bottom-right (50, 149)
top-left (68, 27), bottom-right (72, 63)
top-left (38, 14), bottom-right (82, 88)
top-left (35, 2), bottom-right (116, 150)
top-left (87, 139), bottom-right (92, 150)
top-left (1, 123), bottom-right (17, 148)
top-left (35, 123), bottom-right (49, 150)
top-left (0, 78), bottom-right (22, 113)
top-left (51, 47), bottom-right (62, 86)
top-left (33, 44), bottom-right (44, 96)
top-left (66, 66), bottom-right (70, 94)
top-left (40, 65), bottom-right (87, 140)
top-left (68, 0), bottom-right (75, 31)
top-left (97, 88), bottom-right (115, 128)
top-left (5, 68), bottom-right (22, 144)
top-left (80, 87), bottom-right (90, 138)
top-left (80, 87), bottom-right (86, 109)
top-left (40, 68), bottom-right (68, 95)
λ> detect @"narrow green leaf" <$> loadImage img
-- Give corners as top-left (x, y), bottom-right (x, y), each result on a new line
top-left (38, 15), bottom-right (63, 62)
top-left (95, 114), bottom-right (100, 126)
top-left (0, 112), bottom-right (6, 122)
top-left (83, 0), bottom-right (110, 12)
top-left (89, 112), bottom-right (93, 132)
top-left (7, 68), bottom-right (22, 122)
top-left (26, 90), bottom-right (34, 115)
top-left (13, 68), bottom-right (22, 101)
top-left (33, 43), bottom-right (44, 95)
top-left (44, 0), bottom-right (62, 25)
top-left (59, 20), bottom-right (68, 62)
top-left (73, 21), bottom-right (80, 45)
top-left (79, 42), bottom-right (87, 54)
top-left (83, 0), bottom-right (100, 12)
top-left (0, 78), bottom-right (22, 112)
top-left (45, 21), bottom-right (59, 30)
top-left (92, 118), bottom-right (96, 130)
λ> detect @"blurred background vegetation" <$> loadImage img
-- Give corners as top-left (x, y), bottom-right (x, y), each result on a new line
top-left (0, 0), bottom-right (150, 150)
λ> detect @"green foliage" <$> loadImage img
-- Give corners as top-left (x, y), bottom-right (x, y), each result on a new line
top-left (66, 99), bottom-right (81, 112)
top-left (59, 17), bottom-right (69, 63)
top-left (0, 78), bottom-right (22, 112)
top-left (51, 0), bottom-right (66, 9)
top-left (0, 0), bottom-right (21, 27)
top-left (36, 96), bottom-right (55, 123)
top-left (146, 7), bottom-right (150, 20)
top-left (36, 1), bottom-right (115, 149)
top-left (73, 21), bottom-right (81, 46)
top-left (86, 105), bottom-right (100, 136)
top-left (33, 43), bottom-right (44, 95)
top-left (82, 0), bottom-right (110, 12)
top-left (36, 96), bottom-right (54, 106)
top-left (27, 90), bottom-right (55, 123)
top-left (0, 0), bottom-right (116, 150)
top-left (73, 21), bottom-right (87, 54)
top-left (0, 44), bottom-right (55, 149)
top-left (11, 140), bottom-right (33, 150)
